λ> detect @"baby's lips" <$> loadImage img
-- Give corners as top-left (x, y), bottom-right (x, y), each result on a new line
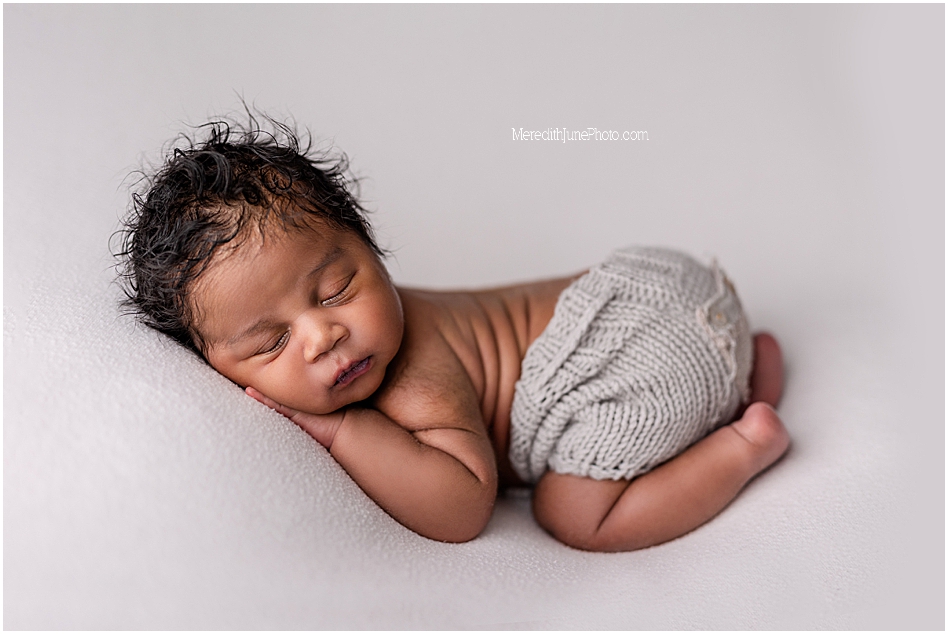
top-left (332, 356), bottom-right (370, 387)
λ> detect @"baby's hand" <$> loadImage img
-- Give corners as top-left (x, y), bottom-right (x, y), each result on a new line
top-left (245, 386), bottom-right (345, 449)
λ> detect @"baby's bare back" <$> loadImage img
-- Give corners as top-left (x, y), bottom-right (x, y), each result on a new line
top-left (376, 276), bottom-right (578, 486)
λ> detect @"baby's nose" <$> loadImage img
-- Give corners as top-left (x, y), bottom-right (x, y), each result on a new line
top-left (301, 316), bottom-right (347, 363)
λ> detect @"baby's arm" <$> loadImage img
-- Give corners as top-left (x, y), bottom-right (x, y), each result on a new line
top-left (247, 388), bottom-right (498, 543)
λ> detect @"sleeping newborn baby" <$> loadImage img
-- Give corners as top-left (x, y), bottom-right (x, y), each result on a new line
top-left (119, 116), bottom-right (789, 551)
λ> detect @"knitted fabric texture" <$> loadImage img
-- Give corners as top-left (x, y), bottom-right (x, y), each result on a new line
top-left (509, 246), bottom-right (753, 483)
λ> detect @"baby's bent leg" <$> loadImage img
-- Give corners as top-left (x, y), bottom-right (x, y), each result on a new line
top-left (532, 403), bottom-right (789, 552)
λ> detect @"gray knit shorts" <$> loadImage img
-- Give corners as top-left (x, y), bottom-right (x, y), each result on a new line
top-left (509, 246), bottom-right (753, 483)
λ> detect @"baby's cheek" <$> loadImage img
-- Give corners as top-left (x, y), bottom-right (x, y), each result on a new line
top-left (273, 381), bottom-right (317, 413)
top-left (378, 301), bottom-right (406, 355)
top-left (250, 369), bottom-right (296, 411)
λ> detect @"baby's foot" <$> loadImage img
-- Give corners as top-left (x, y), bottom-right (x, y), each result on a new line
top-left (730, 402), bottom-right (790, 473)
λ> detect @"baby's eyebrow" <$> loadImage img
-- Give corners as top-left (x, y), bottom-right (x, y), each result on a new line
top-left (304, 245), bottom-right (343, 282)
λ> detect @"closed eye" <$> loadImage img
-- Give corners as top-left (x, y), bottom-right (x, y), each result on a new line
top-left (259, 331), bottom-right (289, 355)
top-left (321, 275), bottom-right (354, 306)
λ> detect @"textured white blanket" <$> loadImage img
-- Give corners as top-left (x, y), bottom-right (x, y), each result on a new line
top-left (4, 4), bottom-right (942, 629)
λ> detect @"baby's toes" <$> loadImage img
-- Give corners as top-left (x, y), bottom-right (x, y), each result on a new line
top-left (750, 333), bottom-right (783, 407)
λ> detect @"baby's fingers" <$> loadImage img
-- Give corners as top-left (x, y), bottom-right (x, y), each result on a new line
top-left (244, 386), bottom-right (341, 448)
top-left (245, 386), bottom-right (300, 419)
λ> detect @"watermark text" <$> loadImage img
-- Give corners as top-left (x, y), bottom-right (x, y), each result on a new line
top-left (512, 127), bottom-right (649, 142)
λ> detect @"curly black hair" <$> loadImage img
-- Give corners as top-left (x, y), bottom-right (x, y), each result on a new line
top-left (115, 112), bottom-right (382, 356)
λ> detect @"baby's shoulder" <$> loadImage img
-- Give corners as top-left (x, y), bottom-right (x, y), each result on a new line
top-left (370, 290), bottom-right (484, 432)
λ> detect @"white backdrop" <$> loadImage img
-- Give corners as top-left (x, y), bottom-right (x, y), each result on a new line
top-left (4, 4), bottom-right (943, 628)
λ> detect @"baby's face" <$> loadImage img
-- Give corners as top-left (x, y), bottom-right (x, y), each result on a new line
top-left (192, 222), bottom-right (404, 415)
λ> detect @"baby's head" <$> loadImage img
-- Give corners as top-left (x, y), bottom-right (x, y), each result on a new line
top-left (119, 116), bottom-right (404, 414)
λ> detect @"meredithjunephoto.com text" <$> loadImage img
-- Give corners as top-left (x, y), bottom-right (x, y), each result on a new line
top-left (512, 127), bottom-right (649, 142)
